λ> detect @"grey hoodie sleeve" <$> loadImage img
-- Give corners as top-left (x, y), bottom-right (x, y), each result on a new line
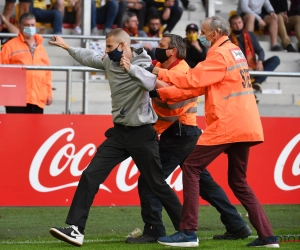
top-left (68, 47), bottom-right (105, 70)
top-left (127, 64), bottom-right (157, 91)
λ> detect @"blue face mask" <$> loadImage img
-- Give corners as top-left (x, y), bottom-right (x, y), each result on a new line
top-left (199, 31), bottom-right (214, 49)
top-left (107, 44), bottom-right (123, 62)
top-left (23, 27), bottom-right (36, 37)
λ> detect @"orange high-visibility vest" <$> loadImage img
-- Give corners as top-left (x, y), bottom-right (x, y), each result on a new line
top-left (157, 36), bottom-right (264, 146)
top-left (153, 59), bottom-right (198, 134)
top-left (1, 32), bottom-right (52, 109)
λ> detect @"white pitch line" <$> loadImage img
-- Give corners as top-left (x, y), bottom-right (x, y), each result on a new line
top-left (0, 236), bottom-right (259, 245)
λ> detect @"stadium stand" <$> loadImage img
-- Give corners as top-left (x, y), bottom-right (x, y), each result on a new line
top-left (0, 0), bottom-right (299, 114)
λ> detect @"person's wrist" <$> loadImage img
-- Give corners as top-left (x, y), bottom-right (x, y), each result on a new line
top-left (152, 67), bottom-right (159, 75)
top-left (63, 44), bottom-right (70, 50)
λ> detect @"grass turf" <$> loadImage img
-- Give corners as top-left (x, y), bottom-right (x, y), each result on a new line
top-left (0, 205), bottom-right (299, 249)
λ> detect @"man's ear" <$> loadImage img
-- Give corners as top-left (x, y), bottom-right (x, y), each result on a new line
top-left (119, 42), bottom-right (125, 50)
top-left (171, 47), bottom-right (177, 56)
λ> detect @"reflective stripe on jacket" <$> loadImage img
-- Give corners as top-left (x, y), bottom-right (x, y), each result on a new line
top-left (153, 60), bottom-right (198, 134)
top-left (1, 33), bottom-right (52, 109)
top-left (157, 36), bottom-right (264, 145)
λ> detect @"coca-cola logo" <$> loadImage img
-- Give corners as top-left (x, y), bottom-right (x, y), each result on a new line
top-left (274, 134), bottom-right (300, 191)
top-left (29, 128), bottom-right (183, 193)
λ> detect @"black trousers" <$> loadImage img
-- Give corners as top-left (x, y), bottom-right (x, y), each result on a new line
top-left (5, 103), bottom-right (43, 114)
top-left (147, 0), bottom-right (183, 33)
top-left (138, 124), bottom-right (247, 237)
top-left (65, 124), bottom-right (182, 229)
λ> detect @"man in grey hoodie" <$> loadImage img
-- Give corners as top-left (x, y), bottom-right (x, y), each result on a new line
top-left (48, 28), bottom-right (182, 247)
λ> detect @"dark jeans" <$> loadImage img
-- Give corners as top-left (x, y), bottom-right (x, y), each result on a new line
top-left (66, 124), bottom-right (182, 230)
top-left (180, 0), bottom-right (189, 8)
top-left (180, 143), bottom-right (273, 238)
top-left (5, 103), bottom-right (43, 113)
top-left (92, 0), bottom-right (119, 30)
top-left (115, 0), bottom-right (127, 28)
top-left (128, 1), bottom-right (147, 30)
top-left (147, 0), bottom-right (183, 33)
top-left (31, 7), bottom-right (63, 34)
top-left (254, 56), bottom-right (280, 84)
top-left (138, 124), bottom-right (247, 238)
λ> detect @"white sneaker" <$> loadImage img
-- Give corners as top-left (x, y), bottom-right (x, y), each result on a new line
top-left (187, 3), bottom-right (196, 11)
top-left (91, 27), bottom-right (98, 36)
top-left (50, 225), bottom-right (84, 246)
top-left (72, 26), bottom-right (82, 35)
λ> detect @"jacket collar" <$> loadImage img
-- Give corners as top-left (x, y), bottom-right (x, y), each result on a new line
top-left (207, 35), bottom-right (230, 55)
top-left (18, 32), bottom-right (43, 45)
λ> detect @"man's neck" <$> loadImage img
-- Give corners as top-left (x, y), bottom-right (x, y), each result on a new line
top-left (25, 36), bottom-right (36, 46)
top-left (162, 57), bottom-right (177, 69)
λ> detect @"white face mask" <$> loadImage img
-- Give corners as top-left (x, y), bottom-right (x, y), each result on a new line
top-left (23, 27), bottom-right (36, 37)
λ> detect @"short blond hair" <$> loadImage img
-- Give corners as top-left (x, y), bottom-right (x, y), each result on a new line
top-left (106, 28), bottom-right (131, 45)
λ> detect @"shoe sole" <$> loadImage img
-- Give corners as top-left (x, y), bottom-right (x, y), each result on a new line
top-left (158, 240), bottom-right (199, 247)
top-left (50, 228), bottom-right (83, 247)
top-left (214, 226), bottom-right (252, 240)
top-left (247, 243), bottom-right (280, 248)
top-left (125, 237), bottom-right (157, 244)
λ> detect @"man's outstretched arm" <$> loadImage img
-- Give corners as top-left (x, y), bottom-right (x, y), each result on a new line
top-left (49, 36), bottom-right (105, 70)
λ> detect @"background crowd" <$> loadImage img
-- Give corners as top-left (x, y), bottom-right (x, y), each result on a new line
top-left (0, 0), bottom-right (299, 109)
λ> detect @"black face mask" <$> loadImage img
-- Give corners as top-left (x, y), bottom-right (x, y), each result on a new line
top-left (155, 48), bottom-right (171, 63)
top-left (232, 29), bottom-right (243, 35)
top-left (149, 28), bottom-right (159, 36)
top-left (107, 44), bottom-right (123, 62)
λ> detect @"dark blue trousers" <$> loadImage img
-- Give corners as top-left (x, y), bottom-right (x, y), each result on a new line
top-left (138, 124), bottom-right (247, 237)
top-left (254, 56), bottom-right (280, 84)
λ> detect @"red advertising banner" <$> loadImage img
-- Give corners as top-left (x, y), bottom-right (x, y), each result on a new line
top-left (0, 114), bottom-right (299, 206)
top-left (0, 68), bottom-right (26, 106)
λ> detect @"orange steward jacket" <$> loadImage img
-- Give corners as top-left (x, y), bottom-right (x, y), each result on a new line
top-left (153, 59), bottom-right (198, 134)
top-left (1, 32), bottom-right (52, 109)
top-left (157, 36), bottom-right (264, 146)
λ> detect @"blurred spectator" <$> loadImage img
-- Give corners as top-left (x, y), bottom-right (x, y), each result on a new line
top-left (65, 0), bottom-right (82, 34)
top-left (122, 11), bottom-right (150, 49)
top-left (237, 0), bottom-right (283, 51)
top-left (31, 0), bottom-right (63, 34)
top-left (183, 23), bottom-right (206, 68)
top-left (265, 0), bottom-right (297, 51)
top-left (2, 0), bottom-right (32, 21)
top-left (115, 0), bottom-right (129, 28)
top-left (289, 0), bottom-right (300, 52)
top-left (143, 14), bottom-right (162, 58)
top-left (265, 0), bottom-right (299, 52)
top-left (55, 0), bottom-right (98, 35)
top-left (1, 13), bottom-right (52, 113)
top-left (144, 0), bottom-right (183, 33)
top-left (50, 0), bottom-right (82, 34)
top-left (0, 14), bottom-right (19, 50)
top-left (145, 14), bottom-right (163, 38)
top-left (229, 14), bottom-right (280, 103)
top-left (125, 0), bottom-right (147, 30)
top-left (93, 0), bottom-right (119, 35)
top-left (180, 0), bottom-right (196, 11)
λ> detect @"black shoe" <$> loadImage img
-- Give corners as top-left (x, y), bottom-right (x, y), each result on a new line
top-left (285, 44), bottom-right (297, 52)
top-left (213, 225), bottom-right (252, 240)
top-left (126, 234), bottom-right (157, 244)
top-left (247, 236), bottom-right (279, 248)
top-left (252, 82), bottom-right (262, 93)
top-left (271, 45), bottom-right (283, 51)
top-left (50, 225), bottom-right (84, 246)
